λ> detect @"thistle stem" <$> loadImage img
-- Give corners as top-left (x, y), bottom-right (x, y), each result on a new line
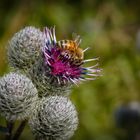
top-left (5, 121), bottom-right (14, 140)
top-left (12, 120), bottom-right (27, 140)
top-left (0, 125), bottom-right (9, 134)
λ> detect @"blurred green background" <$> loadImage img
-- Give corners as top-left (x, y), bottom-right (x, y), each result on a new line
top-left (0, 0), bottom-right (140, 140)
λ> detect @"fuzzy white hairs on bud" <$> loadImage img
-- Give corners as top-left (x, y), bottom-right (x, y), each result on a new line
top-left (7, 26), bottom-right (46, 72)
top-left (29, 96), bottom-right (78, 140)
top-left (0, 72), bottom-right (38, 121)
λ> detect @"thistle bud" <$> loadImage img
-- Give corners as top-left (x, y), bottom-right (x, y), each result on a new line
top-left (0, 72), bottom-right (38, 121)
top-left (7, 26), bottom-right (45, 72)
top-left (29, 96), bottom-right (78, 140)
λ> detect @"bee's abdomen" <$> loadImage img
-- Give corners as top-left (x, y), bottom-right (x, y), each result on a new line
top-left (57, 40), bottom-right (67, 49)
top-left (57, 40), bottom-right (75, 49)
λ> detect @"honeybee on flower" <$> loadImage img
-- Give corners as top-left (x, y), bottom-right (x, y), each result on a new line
top-left (57, 37), bottom-right (83, 65)
top-left (43, 27), bottom-right (101, 85)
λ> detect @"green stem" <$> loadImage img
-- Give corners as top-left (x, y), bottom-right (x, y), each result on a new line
top-left (12, 120), bottom-right (27, 140)
top-left (5, 121), bottom-right (14, 140)
top-left (0, 125), bottom-right (9, 135)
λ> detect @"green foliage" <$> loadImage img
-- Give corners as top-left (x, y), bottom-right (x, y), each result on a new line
top-left (0, 0), bottom-right (140, 139)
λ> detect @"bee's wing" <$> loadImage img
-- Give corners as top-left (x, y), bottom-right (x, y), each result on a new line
top-left (72, 33), bottom-right (82, 47)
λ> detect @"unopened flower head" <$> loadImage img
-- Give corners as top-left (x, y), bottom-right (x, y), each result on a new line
top-left (7, 26), bottom-right (46, 72)
top-left (42, 27), bottom-right (101, 85)
top-left (29, 96), bottom-right (78, 140)
top-left (0, 72), bottom-right (38, 121)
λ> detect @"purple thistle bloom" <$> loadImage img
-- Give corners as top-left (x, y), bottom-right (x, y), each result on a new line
top-left (42, 27), bottom-right (101, 85)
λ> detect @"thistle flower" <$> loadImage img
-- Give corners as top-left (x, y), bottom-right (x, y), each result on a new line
top-left (0, 72), bottom-right (38, 121)
top-left (29, 96), bottom-right (78, 140)
top-left (28, 57), bottom-right (72, 97)
top-left (7, 26), bottom-right (46, 72)
top-left (43, 27), bottom-right (101, 85)
top-left (28, 27), bottom-right (101, 97)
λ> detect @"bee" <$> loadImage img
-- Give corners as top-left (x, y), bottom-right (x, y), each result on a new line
top-left (56, 36), bottom-right (84, 65)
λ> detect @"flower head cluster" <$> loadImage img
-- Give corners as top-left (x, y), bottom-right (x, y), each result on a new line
top-left (1, 26), bottom-right (102, 140)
